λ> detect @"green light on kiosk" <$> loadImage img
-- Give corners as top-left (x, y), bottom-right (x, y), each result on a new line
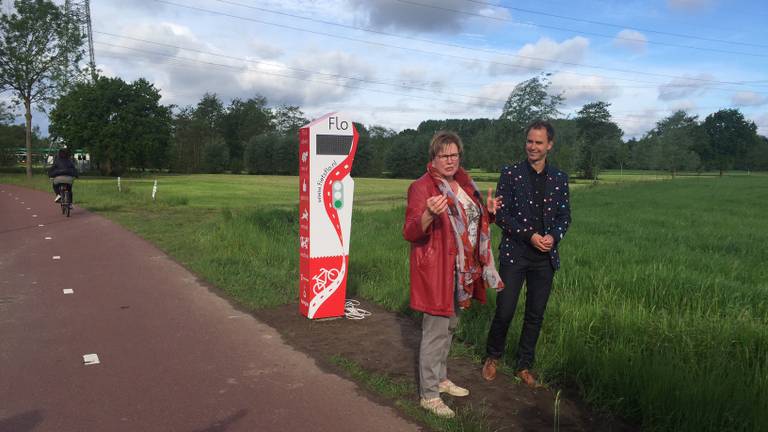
top-left (334, 200), bottom-right (343, 209)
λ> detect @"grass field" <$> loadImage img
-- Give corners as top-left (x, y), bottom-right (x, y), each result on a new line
top-left (3, 171), bottom-right (767, 431)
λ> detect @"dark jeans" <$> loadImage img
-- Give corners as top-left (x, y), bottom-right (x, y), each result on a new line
top-left (485, 256), bottom-right (554, 370)
top-left (52, 183), bottom-right (74, 202)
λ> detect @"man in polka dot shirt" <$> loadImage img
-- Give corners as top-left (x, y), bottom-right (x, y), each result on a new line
top-left (481, 119), bottom-right (572, 388)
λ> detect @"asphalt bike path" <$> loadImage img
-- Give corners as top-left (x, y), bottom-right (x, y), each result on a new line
top-left (0, 184), bottom-right (420, 432)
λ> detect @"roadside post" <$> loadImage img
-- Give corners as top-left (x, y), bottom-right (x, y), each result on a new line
top-left (298, 112), bottom-right (358, 319)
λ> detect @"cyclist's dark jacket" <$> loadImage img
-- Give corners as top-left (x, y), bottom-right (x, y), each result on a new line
top-left (48, 157), bottom-right (79, 178)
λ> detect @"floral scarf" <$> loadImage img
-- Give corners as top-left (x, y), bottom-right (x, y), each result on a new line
top-left (427, 163), bottom-right (504, 309)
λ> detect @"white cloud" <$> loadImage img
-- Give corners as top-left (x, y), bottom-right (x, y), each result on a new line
top-left (468, 81), bottom-right (517, 109)
top-left (236, 50), bottom-right (376, 106)
top-left (248, 40), bottom-right (284, 60)
top-left (613, 29), bottom-right (647, 54)
top-left (396, 67), bottom-right (446, 93)
top-left (731, 91), bottom-right (768, 107)
top-left (658, 74), bottom-right (715, 101)
top-left (668, 100), bottom-right (698, 113)
top-left (667, 0), bottom-right (713, 12)
top-left (754, 113), bottom-right (768, 136)
top-left (549, 73), bottom-right (621, 107)
top-left (348, 0), bottom-right (497, 33)
top-left (488, 37), bottom-right (589, 76)
top-left (618, 109), bottom-right (662, 138)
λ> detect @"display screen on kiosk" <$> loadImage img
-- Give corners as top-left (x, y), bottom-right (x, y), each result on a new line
top-left (316, 134), bottom-right (353, 155)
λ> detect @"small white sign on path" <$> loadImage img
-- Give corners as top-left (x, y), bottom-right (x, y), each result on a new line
top-left (83, 354), bottom-right (100, 365)
top-left (63, 289), bottom-right (74, 294)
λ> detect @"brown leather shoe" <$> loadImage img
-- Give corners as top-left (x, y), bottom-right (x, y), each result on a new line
top-left (482, 358), bottom-right (498, 381)
top-left (515, 369), bottom-right (542, 389)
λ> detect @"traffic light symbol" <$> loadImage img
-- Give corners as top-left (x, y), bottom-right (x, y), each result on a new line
top-left (332, 181), bottom-right (343, 209)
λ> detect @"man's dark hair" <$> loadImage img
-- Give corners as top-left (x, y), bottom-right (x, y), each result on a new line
top-left (57, 148), bottom-right (71, 160)
top-left (525, 120), bottom-right (555, 142)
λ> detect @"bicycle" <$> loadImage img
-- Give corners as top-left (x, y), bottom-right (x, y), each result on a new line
top-left (58, 182), bottom-right (72, 217)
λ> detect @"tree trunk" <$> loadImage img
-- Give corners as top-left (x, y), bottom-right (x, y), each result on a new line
top-left (24, 98), bottom-right (33, 179)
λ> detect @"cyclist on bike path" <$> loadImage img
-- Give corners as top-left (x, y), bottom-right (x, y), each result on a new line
top-left (48, 148), bottom-right (79, 203)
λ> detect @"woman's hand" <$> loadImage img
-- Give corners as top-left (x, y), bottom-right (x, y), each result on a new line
top-left (486, 188), bottom-right (502, 214)
top-left (421, 194), bottom-right (447, 233)
top-left (426, 194), bottom-right (448, 216)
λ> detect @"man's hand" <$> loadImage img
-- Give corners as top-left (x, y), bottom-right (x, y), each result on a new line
top-left (486, 188), bottom-right (502, 215)
top-left (541, 234), bottom-right (554, 251)
top-left (530, 233), bottom-right (552, 252)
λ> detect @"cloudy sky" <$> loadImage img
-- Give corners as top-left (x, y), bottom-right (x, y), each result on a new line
top-left (7, 0), bottom-right (768, 137)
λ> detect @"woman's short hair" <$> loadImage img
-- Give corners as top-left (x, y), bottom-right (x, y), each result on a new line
top-left (57, 148), bottom-right (71, 159)
top-left (429, 130), bottom-right (463, 160)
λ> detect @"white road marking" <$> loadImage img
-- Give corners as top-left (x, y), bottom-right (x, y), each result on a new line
top-left (26, 208), bottom-right (30, 210)
top-left (38, 224), bottom-right (44, 227)
top-left (45, 237), bottom-right (52, 240)
top-left (63, 289), bottom-right (74, 294)
top-left (32, 214), bottom-right (37, 218)
top-left (83, 354), bottom-right (100, 365)
top-left (52, 256), bottom-right (61, 260)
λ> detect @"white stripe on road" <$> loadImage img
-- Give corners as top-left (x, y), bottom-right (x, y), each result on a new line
top-left (83, 354), bottom-right (100, 365)
top-left (52, 256), bottom-right (61, 260)
top-left (63, 289), bottom-right (74, 294)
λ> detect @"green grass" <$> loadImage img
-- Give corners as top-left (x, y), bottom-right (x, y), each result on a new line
top-left (330, 355), bottom-right (492, 432)
top-left (2, 172), bottom-right (767, 431)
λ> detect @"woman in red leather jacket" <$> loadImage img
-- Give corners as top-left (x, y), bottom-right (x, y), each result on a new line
top-left (403, 131), bottom-right (503, 418)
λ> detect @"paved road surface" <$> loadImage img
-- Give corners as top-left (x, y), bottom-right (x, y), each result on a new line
top-left (0, 184), bottom-right (420, 432)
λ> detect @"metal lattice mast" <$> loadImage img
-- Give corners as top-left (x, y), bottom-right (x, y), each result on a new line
top-left (64, 0), bottom-right (96, 80)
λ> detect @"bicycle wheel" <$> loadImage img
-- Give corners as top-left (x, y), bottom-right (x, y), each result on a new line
top-left (65, 189), bottom-right (71, 217)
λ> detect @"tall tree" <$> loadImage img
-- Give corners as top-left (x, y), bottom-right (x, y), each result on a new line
top-left (0, 0), bottom-right (84, 178)
top-left (272, 104), bottom-right (307, 135)
top-left (647, 111), bottom-right (702, 177)
top-left (50, 76), bottom-right (172, 175)
top-left (500, 74), bottom-right (564, 127)
top-left (575, 101), bottom-right (622, 180)
top-left (221, 96), bottom-right (271, 172)
top-left (702, 108), bottom-right (759, 175)
top-left (0, 100), bottom-right (14, 124)
top-left (169, 106), bottom-right (205, 173)
top-left (194, 93), bottom-right (224, 146)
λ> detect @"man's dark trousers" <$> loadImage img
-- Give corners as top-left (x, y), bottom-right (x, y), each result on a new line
top-left (486, 256), bottom-right (553, 369)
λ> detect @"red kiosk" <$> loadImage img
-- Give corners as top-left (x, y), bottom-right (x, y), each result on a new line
top-left (298, 113), bottom-right (358, 319)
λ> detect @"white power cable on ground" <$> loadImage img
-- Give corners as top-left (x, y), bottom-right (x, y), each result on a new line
top-left (344, 299), bottom-right (371, 320)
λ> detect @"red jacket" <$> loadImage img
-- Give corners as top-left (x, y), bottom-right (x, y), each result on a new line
top-left (403, 169), bottom-right (489, 316)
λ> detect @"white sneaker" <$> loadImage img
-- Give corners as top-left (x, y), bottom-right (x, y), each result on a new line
top-left (420, 397), bottom-right (455, 418)
top-left (54, 194), bottom-right (61, 202)
top-left (439, 379), bottom-right (470, 397)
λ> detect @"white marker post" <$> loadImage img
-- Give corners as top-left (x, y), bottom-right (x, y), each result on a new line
top-left (117, 176), bottom-right (121, 192)
top-left (152, 179), bottom-right (158, 201)
top-left (298, 112), bottom-right (358, 319)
